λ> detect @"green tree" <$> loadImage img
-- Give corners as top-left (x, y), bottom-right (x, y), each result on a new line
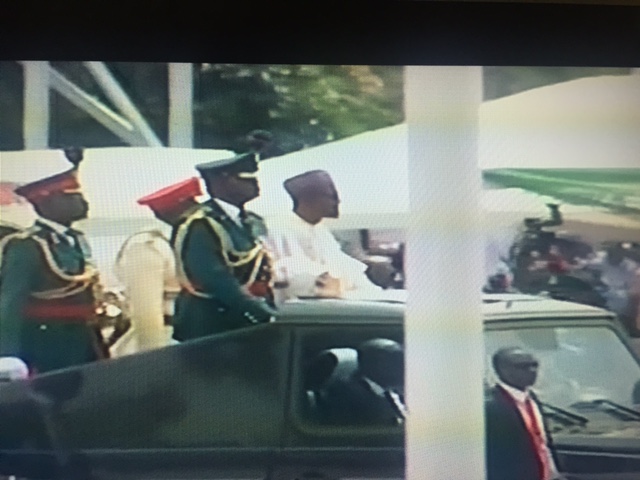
top-left (1, 63), bottom-right (633, 152)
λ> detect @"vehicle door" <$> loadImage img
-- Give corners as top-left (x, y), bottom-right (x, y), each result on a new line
top-left (273, 321), bottom-right (405, 480)
top-left (0, 323), bottom-right (291, 480)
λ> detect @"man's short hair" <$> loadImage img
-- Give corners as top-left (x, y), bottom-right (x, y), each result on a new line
top-left (357, 338), bottom-right (403, 376)
top-left (492, 347), bottom-right (522, 374)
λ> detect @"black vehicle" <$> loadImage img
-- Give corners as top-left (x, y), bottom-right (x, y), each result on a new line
top-left (1, 295), bottom-right (640, 480)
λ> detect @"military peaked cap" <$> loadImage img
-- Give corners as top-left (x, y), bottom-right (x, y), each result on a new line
top-left (196, 152), bottom-right (259, 179)
top-left (14, 148), bottom-right (84, 202)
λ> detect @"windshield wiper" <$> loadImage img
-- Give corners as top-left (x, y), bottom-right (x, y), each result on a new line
top-left (570, 399), bottom-right (640, 422)
top-left (539, 401), bottom-right (589, 427)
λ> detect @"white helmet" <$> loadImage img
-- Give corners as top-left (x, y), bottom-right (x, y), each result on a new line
top-left (0, 357), bottom-right (29, 381)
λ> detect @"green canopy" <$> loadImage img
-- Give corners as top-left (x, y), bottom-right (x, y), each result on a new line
top-left (483, 169), bottom-right (640, 216)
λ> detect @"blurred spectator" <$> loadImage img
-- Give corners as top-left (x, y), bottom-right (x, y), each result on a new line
top-left (589, 244), bottom-right (640, 336)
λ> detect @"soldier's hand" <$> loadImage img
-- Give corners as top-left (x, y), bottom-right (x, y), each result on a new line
top-left (243, 298), bottom-right (276, 325)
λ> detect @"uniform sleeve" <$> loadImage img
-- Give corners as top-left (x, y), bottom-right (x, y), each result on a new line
top-left (181, 220), bottom-right (274, 322)
top-left (0, 239), bottom-right (41, 357)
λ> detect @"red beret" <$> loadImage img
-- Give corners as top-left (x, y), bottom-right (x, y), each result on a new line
top-left (0, 182), bottom-right (26, 206)
top-left (137, 177), bottom-right (202, 214)
top-left (14, 169), bottom-right (81, 202)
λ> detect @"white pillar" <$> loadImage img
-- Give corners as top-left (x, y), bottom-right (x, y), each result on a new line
top-left (22, 61), bottom-right (50, 150)
top-left (404, 66), bottom-right (485, 480)
top-left (168, 63), bottom-right (194, 148)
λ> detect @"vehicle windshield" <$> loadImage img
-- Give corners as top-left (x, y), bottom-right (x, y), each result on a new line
top-left (484, 325), bottom-right (640, 411)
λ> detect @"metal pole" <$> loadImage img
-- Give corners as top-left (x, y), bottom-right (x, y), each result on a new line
top-left (48, 66), bottom-right (146, 146)
top-left (22, 61), bottom-right (50, 149)
top-left (404, 66), bottom-right (485, 480)
top-left (169, 63), bottom-right (194, 148)
top-left (84, 61), bottom-right (163, 147)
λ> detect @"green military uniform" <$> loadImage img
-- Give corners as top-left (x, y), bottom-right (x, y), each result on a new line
top-left (0, 220), bottom-right (105, 374)
top-left (172, 199), bottom-right (275, 341)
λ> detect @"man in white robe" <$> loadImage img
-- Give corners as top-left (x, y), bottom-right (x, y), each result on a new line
top-left (265, 170), bottom-right (381, 303)
top-left (111, 178), bottom-right (202, 357)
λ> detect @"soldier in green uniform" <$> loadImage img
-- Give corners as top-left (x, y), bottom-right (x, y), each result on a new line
top-left (172, 152), bottom-right (276, 341)
top-left (0, 156), bottom-right (107, 375)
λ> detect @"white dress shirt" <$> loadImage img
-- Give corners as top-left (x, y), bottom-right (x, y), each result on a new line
top-left (216, 199), bottom-right (244, 227)
top-left (498, 381), bottom-right (559, 479)
top-left (264, 211), bottom-right (380, 302)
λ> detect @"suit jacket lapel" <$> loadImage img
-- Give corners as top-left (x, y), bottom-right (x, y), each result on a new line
top-left (495, 385), bottom-right (531, 434)
top-left (529, 389), bottom-right (558, 458)
top-left (495, 385), bottom-right (559, 465)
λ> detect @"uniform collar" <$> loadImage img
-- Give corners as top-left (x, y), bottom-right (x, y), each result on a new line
top-left (215, 199), bottom-right (243, 225)
top-left (36, 217), bottom-right (74, 237)
top-left (291, 210), bottom-right (322, 230)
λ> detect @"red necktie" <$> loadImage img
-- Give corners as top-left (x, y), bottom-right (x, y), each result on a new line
top-left (524, 397), bottom-right (550, 480)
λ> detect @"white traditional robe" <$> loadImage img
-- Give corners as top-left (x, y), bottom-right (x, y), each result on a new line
top-left (111, 229), bottom-right (179, 357)
top-left (265, 212), bottom-right (381, 303)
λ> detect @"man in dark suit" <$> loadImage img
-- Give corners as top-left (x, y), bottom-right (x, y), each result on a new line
top-left (319, 338), bottom-right (406, 426)
top-left (486, 347), bottom-right (565, 480)
top-left (0, 153), bottom-right (107, 374)
top-left (171, 152), bottom-right (276, 341)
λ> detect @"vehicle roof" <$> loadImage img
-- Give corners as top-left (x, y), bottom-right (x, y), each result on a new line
top-left (481, 293), bottom-right (614, 322)
top-left (275, 293), bottom-right (614, 324)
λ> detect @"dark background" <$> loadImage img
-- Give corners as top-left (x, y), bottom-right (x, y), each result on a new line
top-left (1, 2), bottom-right (639, 152)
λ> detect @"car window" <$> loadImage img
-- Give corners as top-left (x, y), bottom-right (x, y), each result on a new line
top-left (290, 325), bottom-right (405, 430)
top-left (484, 324), bottom-right (640, 410)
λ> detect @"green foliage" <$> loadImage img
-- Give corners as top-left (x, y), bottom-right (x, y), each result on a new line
top-left (193, 64), bottom-right (404, 153)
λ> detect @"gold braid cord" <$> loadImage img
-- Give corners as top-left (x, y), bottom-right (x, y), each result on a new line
top-left (173, 207), bottom-right (266, 298)
top-left (0, 229), bottom-right (99, 301)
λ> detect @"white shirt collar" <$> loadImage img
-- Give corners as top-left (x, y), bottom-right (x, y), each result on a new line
top-left (498, 381), bottom-right (531, 404)
top-left (37, 217), bottom-right (73, 237)
top-left (290, 210), bottom-right (322, 230)
top-left (216, 200), bottom-right (243, 225)
top-left (362, 375), bottom-right (387, 396)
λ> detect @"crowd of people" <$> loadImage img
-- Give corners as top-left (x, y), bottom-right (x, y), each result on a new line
top-left (0, 147), bottom-right (384, 375)
top-left (486, 204), bottom-right (640, 337)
